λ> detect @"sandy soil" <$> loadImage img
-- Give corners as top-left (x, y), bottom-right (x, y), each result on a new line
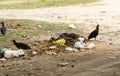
top-left (0, 0), bottom-right (120, 76)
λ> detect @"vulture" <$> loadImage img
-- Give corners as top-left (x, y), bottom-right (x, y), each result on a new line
top-left (1, 22), bottom-right (6, 35)
top-left (88, 24), bottom-right (99, 40)
top-left (12, 40), bottom-right (31, 50)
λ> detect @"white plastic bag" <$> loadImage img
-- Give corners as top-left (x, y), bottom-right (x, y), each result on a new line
top-left (4, 49), bottom-right (24, 58)
top-left (88, 43), bottom-right (95, 49)
top-left (74, 41), bottom-right (85, 49)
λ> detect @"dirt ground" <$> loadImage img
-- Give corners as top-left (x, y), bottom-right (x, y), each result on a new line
top-left (0, 0), bottom-right (120, 76)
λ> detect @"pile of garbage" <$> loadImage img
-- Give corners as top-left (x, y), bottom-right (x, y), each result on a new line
top-left (0, 33), bottom-right (96, 60)
top-left (36, 33), bottom-right (96, 55)
top-left (49, 33), bottom-right (80, 46)
top-left (49, 32), bottom-right (95, 49)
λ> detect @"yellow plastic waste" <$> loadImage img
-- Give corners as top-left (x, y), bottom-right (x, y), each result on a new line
top-left (53, 39), bottom-right (66, 46)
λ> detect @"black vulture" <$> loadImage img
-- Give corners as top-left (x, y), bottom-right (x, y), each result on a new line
top-left (88, 24), bottom-right (99, 40)
top-left (12, 40), bottom-right (31, 50)
top-left (1, 22), bottom-right (6, 35)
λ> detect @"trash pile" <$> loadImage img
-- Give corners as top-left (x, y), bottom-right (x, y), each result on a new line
top-left (0, 33), bottom-right (96, 60)
top-left (34, 33), bottom-right (96, 55)
top-left (49, 33), bottom-right (80, 46)
top-left (49, 32), bottom-right (95, 49)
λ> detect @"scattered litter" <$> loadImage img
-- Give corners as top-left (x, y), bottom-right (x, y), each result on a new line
top-left (58, 62), bottom-right (69, 66)
top-left (78, 37), bottom-right (85, 42)
top-left (68, 24), bottom-right (76, 29)
top-left (109, 57), bottom-right (116, 59)
top-left (49, 46), bottom-right (57, 50)
top-left (0, 48), bottom-right (8, 58)
top-left (55, 32), bottom-right (62, 35)
top-left (53, 39), bottom-right (66, 46)
top-left (0, 48), bottom-right (8, 53)
top-left (38, 25), bottom-right (42, 28)
top-left (45, 51), bottom-right (57, 56)
top-left (22, 35), bottom-right (27, 38)
top-left (32, 51), bottom-right (38, 55)
top-left (65, 47), bottom-right (74, 52)
top-left (87, 43), bottom-right (95, 49)
top-left (4, 49), bottom-right (25, 59)
top-left (74, 41), bottom-right (85, 49)
top-left (0, 58), bottom-right (6, 61)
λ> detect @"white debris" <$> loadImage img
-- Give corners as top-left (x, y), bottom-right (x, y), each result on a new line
top-left (32, 51), bottom-right (38, 55)
top-left (0, 58), bottom-right (6, 61)
top-left (45, 51), bottom-right (57, 56)
top-left (55, 32), bottom-right (62, 35)
top-left (74, 41), bottom-right (85, 49)
top-left (68, 24), bottom-right (76, 29)
top-left (65, 47), bottom-right (73, 52)
top-left (0, 48), bottom-right (8, 53)
top-left (49, 46), bottom-right (57, 50)
top-left (58, 62), bottom-right (69, 66)
top-left (4, 49), bottom-right (25, 59)
top-left (88, 43), bottom-right (95, 49)
top-left (78, 37), bottom-right (85, 42)
top-left (38, 25), bottom-right (42, 28)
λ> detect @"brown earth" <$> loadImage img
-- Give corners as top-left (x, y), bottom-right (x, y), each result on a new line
top-left (0, 0), bottom-right (120, 76)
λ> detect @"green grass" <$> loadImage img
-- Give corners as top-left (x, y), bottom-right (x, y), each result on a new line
top-left (0, 0), bottom-right (100, 9)
top-left (0, 19), bottom-right (86, 48)
top-left (0, 19), bottom-right (66, 45)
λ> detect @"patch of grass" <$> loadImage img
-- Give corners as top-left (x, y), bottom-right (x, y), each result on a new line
top-left (0, 19), bottom-right (86, 48)
top-left (37, 22), bottom-right (62, 30)
top-left (2, 19), bottom-right (65, 30)
top-left (0, 0), bottom-right (100, 9)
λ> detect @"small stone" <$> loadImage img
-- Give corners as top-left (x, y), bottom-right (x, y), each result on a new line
top-left (58, 62), bottom-right (69, 66)
top-left (32, 51), bottom-right (38, 55)
top-left (45, 51), bottom-right (57, 56)
top-left (65, 47), bottom-right (73, 52)
top-left (22, 35), bottom-right (27, 38)
top-left (49, 46), bottom-right (57, 50)
top-left (71, 65), bottom-right (74, 67)
top-left (109, 43), bottom-right (113, 45)
top-left (87, 43), bottom-right (95, 49)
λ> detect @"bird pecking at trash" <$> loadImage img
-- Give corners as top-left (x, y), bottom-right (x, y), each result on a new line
top-left (12, 40), bottom-right (31, 50)
top-left (88, 24), bottom-right (99, 40)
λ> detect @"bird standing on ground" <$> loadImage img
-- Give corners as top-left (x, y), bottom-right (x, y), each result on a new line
top-left (1, 22), bottom-right (6, 35)
top-left (88, 24), bottom-right (99, 40)
top-left (12, 40), bottom-right (31, 50)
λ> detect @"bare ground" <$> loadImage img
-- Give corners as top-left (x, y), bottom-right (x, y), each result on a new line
top-left (0, 0), bottom-right (120, 76)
